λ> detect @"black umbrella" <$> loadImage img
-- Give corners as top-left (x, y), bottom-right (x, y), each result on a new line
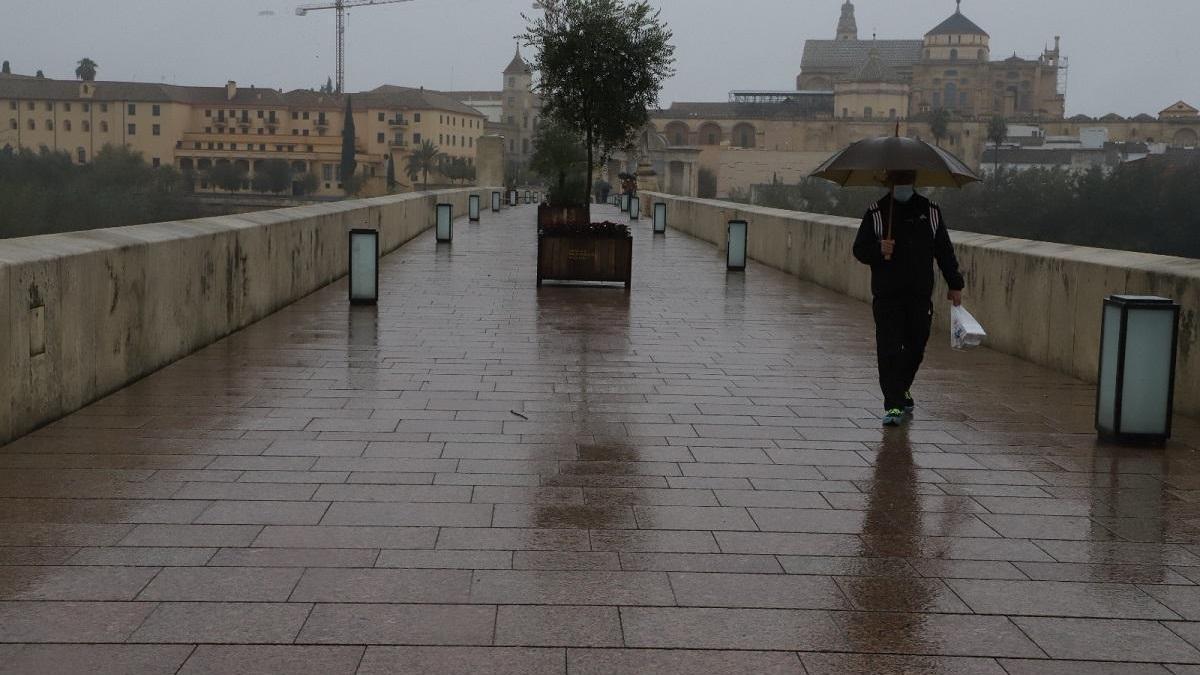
top-left (811, 128), bottom-right (979, 258)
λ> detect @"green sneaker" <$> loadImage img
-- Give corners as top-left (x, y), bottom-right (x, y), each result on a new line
top-left (903, 391), bottom-right (915, 416)
top-left (882, 408), bottom-right (905, 427)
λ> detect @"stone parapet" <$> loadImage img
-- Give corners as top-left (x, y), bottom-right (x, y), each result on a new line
top-left (0, 188), bottom-right (498, 444)
top-left (644, 192), bottom-right (1200, 417)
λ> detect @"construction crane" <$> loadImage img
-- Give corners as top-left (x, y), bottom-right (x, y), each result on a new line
top-left (296, 0), bottom-right (418, 94)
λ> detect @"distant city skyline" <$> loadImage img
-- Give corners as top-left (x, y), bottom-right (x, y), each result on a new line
top-left (4, 0), bottom-right (1197, 117)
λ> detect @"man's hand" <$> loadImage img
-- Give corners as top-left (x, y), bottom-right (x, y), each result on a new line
top-left (948, 289), bottom-right (963, 306)
top-left (880, 239), bottom-right (895, 258)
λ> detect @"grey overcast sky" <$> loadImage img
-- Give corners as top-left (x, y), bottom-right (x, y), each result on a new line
top-left (4, 0), bottom-right (1197, 116)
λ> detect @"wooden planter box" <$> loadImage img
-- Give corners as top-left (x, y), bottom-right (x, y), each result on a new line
top-left (537, 233), bottom-right (632, 288)
top-left (537, 204), bottom-right (590, 228)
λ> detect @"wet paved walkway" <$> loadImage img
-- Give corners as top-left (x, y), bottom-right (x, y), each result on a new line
top-left (3, 203), bottom-right (1200, 674)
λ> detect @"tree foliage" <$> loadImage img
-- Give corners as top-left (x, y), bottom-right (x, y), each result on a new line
top-left (738, 161), bottom-right (1200, 260)
top-left (75, 57), bottom-right (98, 81)
top-left (441, 157), bottom-right (475, 185)
top-left (251, 159), bottom-right (293, 194)
top-left (0, 144), bottom-right (199, 238)
top-left (529, 121), bottom-right (587, 206)
top-left (1, 61), bottom-right (10, 74)
top-left (987, 116), bottom-right (1008, 171)
top-left (207, 162), bottom-right (246, 192)
top-left (929, 108), bottom-right (951, 147)
top-left (521, 0), bottom-right (675, 210)
top-left (340, 95), bottom-right (357, 194)
top-left (406, 140), bottom-right (442, 190)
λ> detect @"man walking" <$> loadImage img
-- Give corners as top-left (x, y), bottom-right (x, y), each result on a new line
top-left (853, 171), bottom-right (964, 427)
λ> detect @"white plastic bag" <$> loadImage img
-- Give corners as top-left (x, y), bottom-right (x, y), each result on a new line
top-left (950, 305), bottom-right (987, 350)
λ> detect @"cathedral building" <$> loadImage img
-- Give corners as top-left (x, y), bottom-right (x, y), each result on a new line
top-left (799, 0), bottom-right (1066, 121)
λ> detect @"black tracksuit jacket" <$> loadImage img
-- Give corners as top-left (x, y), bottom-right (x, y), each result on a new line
top-left (852, 193), bottom-right (965, 299)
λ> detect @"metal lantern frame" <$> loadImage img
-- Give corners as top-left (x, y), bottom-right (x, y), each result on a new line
top-left (629, 196), bottom-right (640, 220)
top-left (727, 219), bottom-right (748, 271)
top-left (469, 194), bottom-right (481, 222)
top-left (524, 190), bottom-right (531, 204)
top-left (509, 190), bottom-right (518, 207)
top-left (435, 203), bottom-right (453, 243)
top-left (621, 194), bottom-right (630, 212)
top-left (491, 191), bottom-right (501, 212)
top-left (1095, 295), bottom-right (1181, 445)
top-left (653, 202), bottom-right (667, 234)
top-left (348, 228), bottom-right (379, 306)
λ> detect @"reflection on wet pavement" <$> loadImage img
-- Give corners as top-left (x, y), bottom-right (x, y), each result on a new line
top-left (1, 203), bottom-right (1199, 673)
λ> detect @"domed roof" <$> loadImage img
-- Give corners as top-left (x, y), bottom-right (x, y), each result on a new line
top-left (926, 1), bottom-right (988, 38)
top-left (852, 48), bottom-right (899, 83)
top-left (504, 46), bottom-right (531, 76)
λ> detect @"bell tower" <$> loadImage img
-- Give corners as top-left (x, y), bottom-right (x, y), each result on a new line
top-left (837, 1), bottom-right (858, 41)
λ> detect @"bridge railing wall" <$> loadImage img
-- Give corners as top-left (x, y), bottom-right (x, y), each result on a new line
top-left (644, 192), bottom-right (1200, 418)
top-left (0, 188), bottom-right (498, 444)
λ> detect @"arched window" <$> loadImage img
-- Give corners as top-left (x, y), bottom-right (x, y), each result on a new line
top-left (944, 82), bottom-right (958, 110)
top-left (664, 122), bottom-right (689, 146)
top-left (950, 48), bottom-right (958, 61)
top-left (732, 123), bottom-right (756, 148)
top-left (698, 122), bottom-right (722, 146)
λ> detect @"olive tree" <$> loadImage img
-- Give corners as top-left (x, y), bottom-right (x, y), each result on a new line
top-left (521, 0), bottom-right (675, 211)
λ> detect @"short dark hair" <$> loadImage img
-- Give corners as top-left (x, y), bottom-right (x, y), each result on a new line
top-left (887, 170), bottom-right (917, 185)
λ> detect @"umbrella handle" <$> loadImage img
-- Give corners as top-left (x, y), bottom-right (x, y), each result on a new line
top-left (884, 185), bottom-right (895, 261)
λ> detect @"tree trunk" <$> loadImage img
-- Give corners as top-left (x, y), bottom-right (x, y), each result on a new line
top-left (585, 125), bottom-right (594, 221)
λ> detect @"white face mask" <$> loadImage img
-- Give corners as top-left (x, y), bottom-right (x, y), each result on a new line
top-left (893, 185), bottom-right (916, 203)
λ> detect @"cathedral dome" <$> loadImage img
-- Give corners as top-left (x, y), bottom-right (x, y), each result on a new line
top-left (926, 1), bottom-right (988, 38)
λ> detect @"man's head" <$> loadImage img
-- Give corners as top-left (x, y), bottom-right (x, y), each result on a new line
top-left (886, 170), bottom-right (917, 203)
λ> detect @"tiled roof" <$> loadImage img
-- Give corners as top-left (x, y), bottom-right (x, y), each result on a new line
top-left (504, 47), bottom-right (532, 75)
top-left (926, 8), bottom-right (988, 37)
top-left (654, 97), bottom-right (834, 120)
top-left (0, 74), bottom-right (484, 116)
top-left (801, 40), bottom-right (924, 74)
top-left (852, 48), bottom-right (900, 83)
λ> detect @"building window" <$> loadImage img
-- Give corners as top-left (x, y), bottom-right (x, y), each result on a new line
top-left (27, 119), bottom-right (35, 130)
top-left (413, 133), bottom-right (422, 144)
top-left (127, 123), bottom-right (136, 135)
top-left (46, 119), bottom-right (54, 131)
top-left (842, 108), bottom-right (848, 118)
top-left (83, 103), bottom-right (90, 112)
top-left (64, 102), bottom-right (72, 112)
top-left (864, 107), bottom-right (872, 119)
top-left (101, 103), bottom-right (108, 113)
top-left (152, 104), bottom-right (160, 116)
top-left (889, 109), bottom-right (897, 119)
top-left (9, 119), bottom-right (16, 130)
top-left (303, 112), bottom-right (310, 120)
top-left (323, 164), bottom-right (333, 181)
top-left (7, 101), bottom-right (14, 110)
top-left (257, 110), bottom-right (264, 119)
top-left (302, 129), bottom-right (309, 136)
top-left (217, 142), bottom-right (223, 150)
top-left (439, 134), bottom-right (444, 144)
top-left (64, 120), bottom-right (72, 131)
top-left (152, 158), bottom-right (160, 167)
top-left (101, 121), bottom-right (109, 132)
top-left (152, 124), bottom-right (161, 136)
top-left (378, 112), bottom-right (385, 122)
top-left (950, 49), bottom-right (958, 61)
top-left (128, 104), bottom-right (137, 115)
top-left (206, 109), bottom-right (212, 117)
top-left (77, 148), bottom-right (86, 163)
top-left (414, 113), bottom-right (421, 122)
top-left (46, 102), bottom-right (53, 111)
top-left (377, 132), bottom-right (385, 143)
top-left (230, 143), bottom-right (237, 150)
top-left (292, 129), bottom-right (299, 135)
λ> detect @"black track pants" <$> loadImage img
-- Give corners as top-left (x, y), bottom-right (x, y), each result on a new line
top-left (872, 296), bottom-right (933, 411)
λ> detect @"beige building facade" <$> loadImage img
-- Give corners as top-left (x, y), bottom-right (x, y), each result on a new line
top-left (0, 73), bottom-right (486, 197)
top-left (449, 48), bottom-right (543, 173)
top-left (648, 2), bottom-right (1198, 196)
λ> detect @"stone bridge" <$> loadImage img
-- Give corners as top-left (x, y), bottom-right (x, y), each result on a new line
top-left (0, 194), bottom-right (1198, 673)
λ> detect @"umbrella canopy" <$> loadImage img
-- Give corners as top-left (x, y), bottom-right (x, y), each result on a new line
top-left (811, 135), bottom-right (980, 188)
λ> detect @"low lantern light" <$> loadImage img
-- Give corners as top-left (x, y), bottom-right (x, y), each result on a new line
top-left (629, 196), bottom-right (640, 220)
top-left (524, 190), bottom-right (531, 204)
top-left (469, 194), bottom-right (481, 222)
top-left (1096, 295), bottom-right (1181, 446)
top-left (436, 203), bottom-right (453, 243)
top-left (621, 194), bottom-right (630, 212)
top-left (509, 190), bottom-right (518, 207)
top-left (653, 202), bottom-right (667, 234)
top-left (491, 191), bottom-right (501, 212)
top-left (727, 219), bottom-right (748, 271)
top-left (348, 229), bottom-right (379, 305)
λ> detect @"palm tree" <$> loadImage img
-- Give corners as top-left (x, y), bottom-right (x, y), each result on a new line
top-left (75, 58), bottom-right (98, 82)
top-left (987, 115), bottom-right (1009, 173)
top-left (405, 140), bottom-right (442, 190)
top-left (929, 108), bottom-right (951, 147)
